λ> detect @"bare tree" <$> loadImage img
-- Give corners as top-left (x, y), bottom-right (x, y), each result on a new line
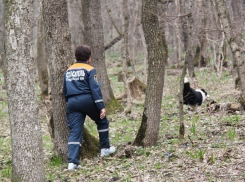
top-left (36, 2), bottom-right (49, 98)
top-left (4, 0), bottom-right (45, 181)
top-left (0, 0), bottom-right (5, 81)
top-left (122, 0), bottom-right (133, 113)
top-left (197, 0), bottom-right (207, 67)
top-left (179, 56), bottom-right (188, 139)
top-left (134, 0), bottom-right (167, 146)
top-left (67, 0), bottom-right (84, 52)
top-left (42, 0), bottom-right (72, 160)
top-left (215, 0), bottom-right (245, 107)
top-left (42, 0), bottom-right (101, 160)
top-left (82, 0), bottom-right (122, 113)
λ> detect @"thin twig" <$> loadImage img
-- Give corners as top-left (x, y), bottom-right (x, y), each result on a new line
top-left (188, 135), bottom-right (194, 146)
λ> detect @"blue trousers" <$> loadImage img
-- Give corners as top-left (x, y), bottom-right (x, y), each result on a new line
top-left (66, 94), bottom-right (110, 165)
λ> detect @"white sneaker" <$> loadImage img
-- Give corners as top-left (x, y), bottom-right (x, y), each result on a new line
top-left (68, 163), bottom-right (78, 170)
top-left (101, 146), bottom-right (116, 157)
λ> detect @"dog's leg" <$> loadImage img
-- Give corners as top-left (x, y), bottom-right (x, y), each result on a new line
top-left (196, 106), bottom-right (200, 113)
top-left (193, 105), bottom-right (198, 113)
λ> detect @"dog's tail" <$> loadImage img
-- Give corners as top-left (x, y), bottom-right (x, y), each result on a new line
top-left (184, 77), bottom-right (188, 83)
top-left (184, 77), bottom-right (190, 91)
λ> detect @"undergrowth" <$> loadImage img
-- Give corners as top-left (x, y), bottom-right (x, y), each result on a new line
top-left (1, 68), bottom-right (245, 181)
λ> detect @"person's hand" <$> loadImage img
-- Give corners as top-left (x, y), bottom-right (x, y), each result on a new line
top-left (100, 108), bottom-right (106, 119)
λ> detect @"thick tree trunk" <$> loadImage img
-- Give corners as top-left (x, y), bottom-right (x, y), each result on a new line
top-left (134, 0), bottom-right (167, 147)
top-left (230, 0), bottom-right (244, 82)
top-left (36, 2), bottom-right (49, 98)
top-left (216, 0), bottom-right (245, 107)
top-left (43, 0), bottom-right (101, 160)
top-left (67, 0), bottom-right (84, 52)
top-left (42, 0), bottom-right (71, 160)
top-left (0, 0), bottom-right (5, 82)
top-left (230, 0), bottom-right (244, 47)
top-left (4, 1), bottom-right (45, 181)
top-left (82, 0), bottom-right (122, 113)
top-left (139, 25), bottom-right (148, 83)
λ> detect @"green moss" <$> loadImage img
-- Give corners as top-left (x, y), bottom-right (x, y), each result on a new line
top-left (105, 98), bottom-right (123, 115)
top-left (80, 127), bottom-right (100, 159)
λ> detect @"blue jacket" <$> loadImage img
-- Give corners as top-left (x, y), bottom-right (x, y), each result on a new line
top-left (63, 62), bottom-right (105, 110)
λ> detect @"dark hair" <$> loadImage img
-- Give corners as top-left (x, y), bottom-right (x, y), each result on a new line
top-left (75, 45), bottom-right (91, 62)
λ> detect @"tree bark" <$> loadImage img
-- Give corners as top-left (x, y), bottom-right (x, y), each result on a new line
top-left (42, 0), bottom-right (71, 160)
top-left (134, 0), bottom-right (167, 147)
top-left (179, 53), bottom-right (188, 139)
top-left (216, 0), bottom-right (245, 107)
top-left (0, 0), bottom-right (5, 83)
top-left (67, 0), bottom-right (84, 52)
top-left (4, 1), bottom-right (45, 181)
top-left (179, 0), bottom-right (194, 77)
top-left (174, 0), bottom-right (182, 65)
top-left (36, 2), bottom-right (49, 98)
top-left (82, 0), bottom-right (122, 113)
top-left (122, 0), bottom-right (132, 114)
top-left (186, 0), bottom-right (195, 78)
top-left (43, 0), bottom-right (102, 160)
top-left (139, 25), bottom-right (148, 83)
top-left (179, 0), bottom-right (188, 53)
top-left (197, 0), bottom-right (207, 67)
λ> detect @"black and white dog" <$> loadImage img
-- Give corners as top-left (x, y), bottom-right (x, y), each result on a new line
top-left (183, 77), bottom-right (209, 112)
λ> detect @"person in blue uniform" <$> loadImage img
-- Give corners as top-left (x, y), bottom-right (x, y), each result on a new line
top-left (63, 45), bottom-right (115, 170)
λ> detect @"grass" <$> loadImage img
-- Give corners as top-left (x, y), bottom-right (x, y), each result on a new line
top-left (1, 66), bottom-right (245, 181)
top-left (227, 127), bottom-right (236, 141)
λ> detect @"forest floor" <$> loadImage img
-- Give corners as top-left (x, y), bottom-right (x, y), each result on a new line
top-left (1, 64), bottom-right (245, 182)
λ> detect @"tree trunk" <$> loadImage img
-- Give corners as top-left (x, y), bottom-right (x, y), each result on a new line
top-left (67, 0), bottom-right (84, 52)
top-left (179, 0), bottom-right (194, 77)
top-left (186, 0), bottom-right (195, 78)
top-left (139, 25), bottom-right (148, 83)
top-left (179, 0), bottom-right (188, 53)
top-left (128, 1), bottom-right (140, 77)
top-left (230, 0), bottom-right (244, 83)
top-left (42, 0), bottom-right (71, 160)
top-left (43, 0), bottom-right (101, 160)
top-left (0, 0), bottom-right (5, 83)
top-left (174, 0), bottom-right (182, 65)
top-left (36, 2), bottom-right (49, 98)
top-left (197, 0), bottom-right (207, 67)
top-left (82, 0), bottom-right (122, 114)
top-left (179, 52), bottom-right (188, 139)
top-left (134, 0), bottom-right (167, 147)
top-left (230, 0), bottom-right (244, 47)
top-left (122, 0), bottom-right (132, 114)
top-left (216, 0), bottom-right (245, 107)
top-left (4, 1), bottom-right (45, 181)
